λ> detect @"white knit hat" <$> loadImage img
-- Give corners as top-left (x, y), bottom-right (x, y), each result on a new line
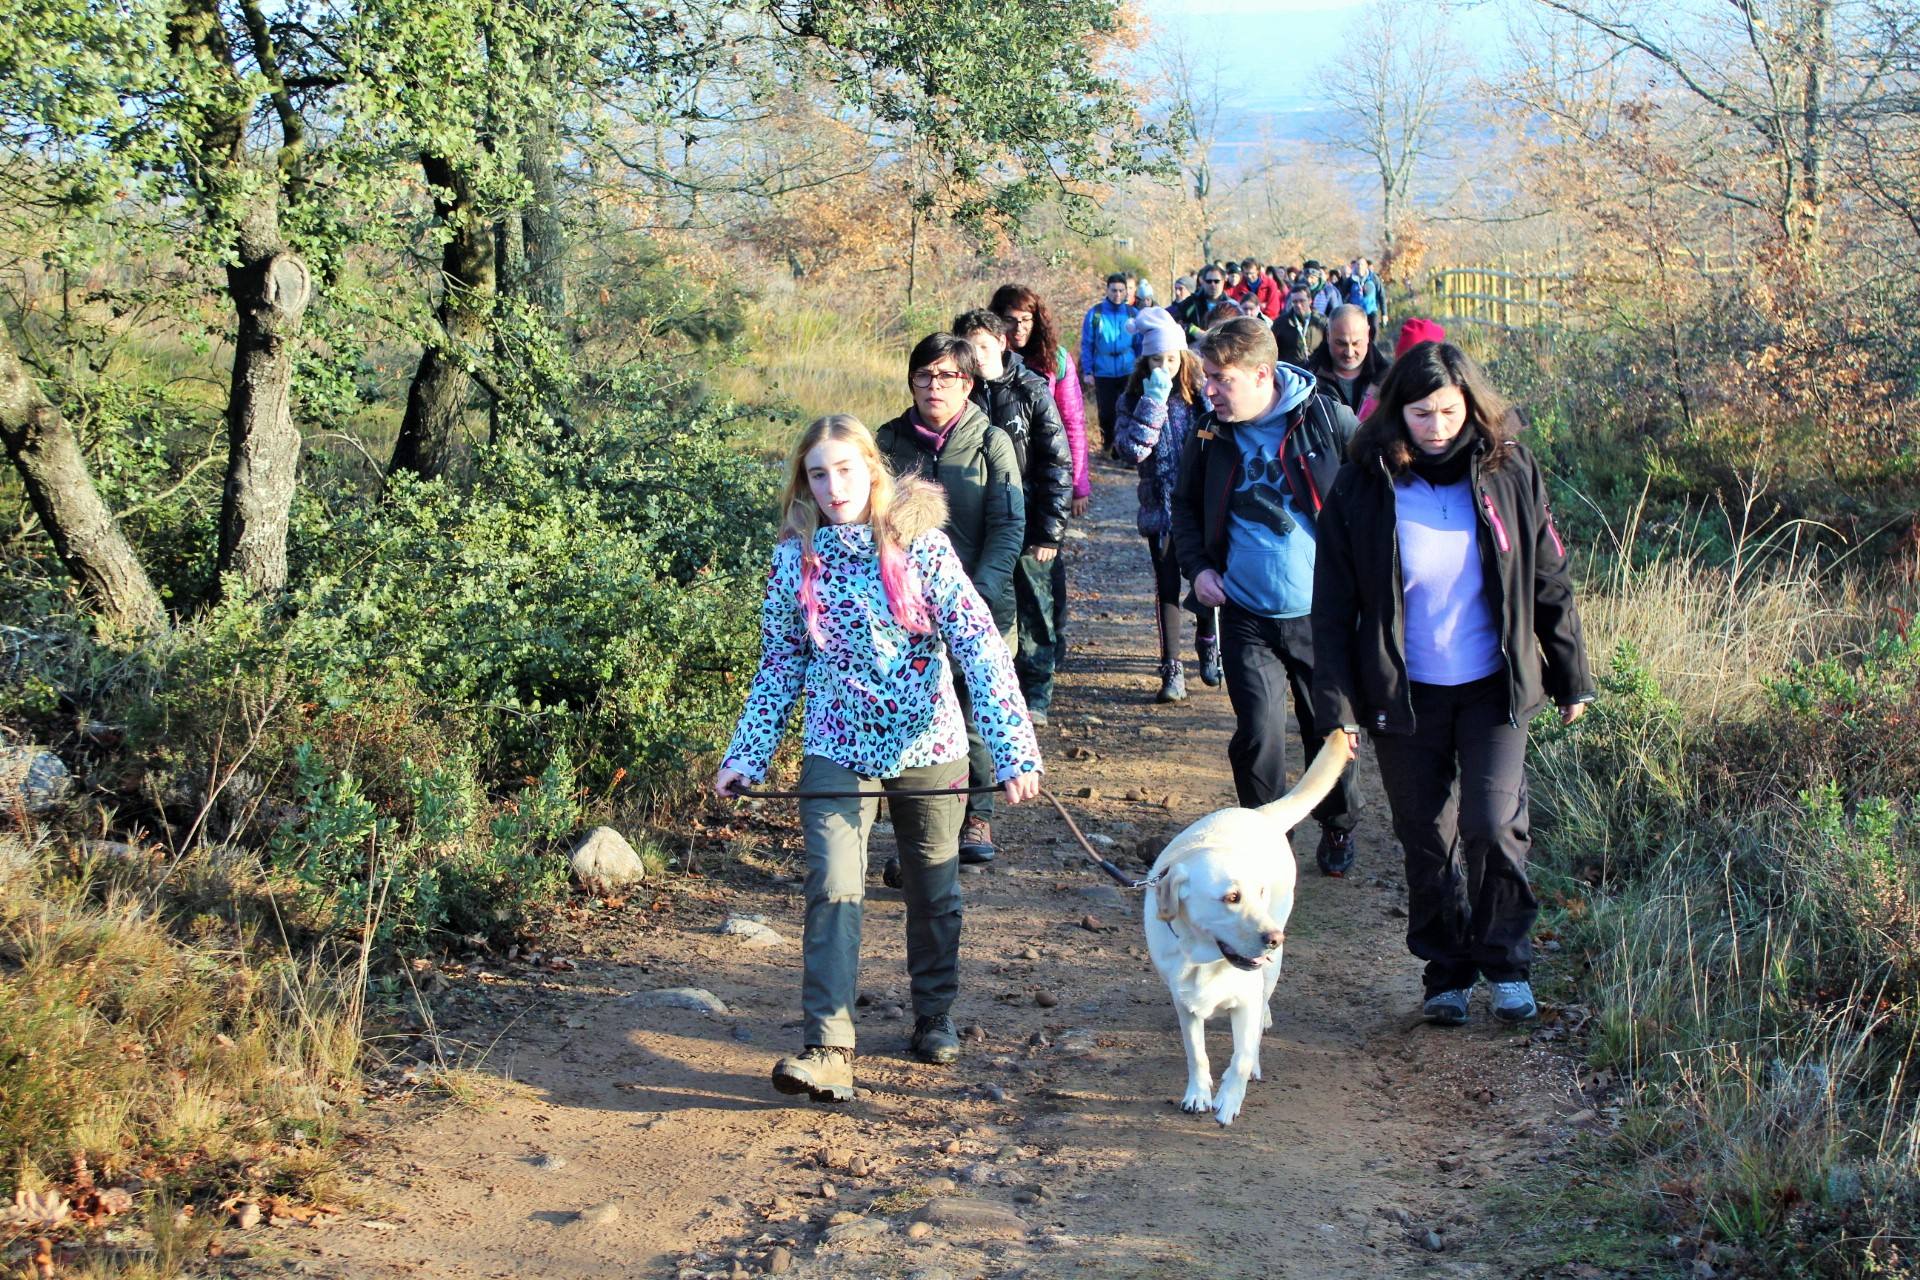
top-left (1128, 306), bottom-right (1186, 358)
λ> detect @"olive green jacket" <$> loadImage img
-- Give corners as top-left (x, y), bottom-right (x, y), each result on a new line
top-left (875, 404), bottom-right (1025, 629)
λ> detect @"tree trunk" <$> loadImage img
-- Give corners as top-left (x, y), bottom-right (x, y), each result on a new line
top-left (521, 113), bottom-right (569, 330)
top-left (0, 330), bottom-right (166, 632)
top-left (216, 200), bottom-right (312, 598)
top-left (389, 155), bottom-right (496, 480)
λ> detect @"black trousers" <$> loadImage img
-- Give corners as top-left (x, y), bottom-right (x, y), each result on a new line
top-left (1091, 376), bottom-right (1127, 454)
top-left (1219, 603), bottom-right (1357, 830)
top-left (1145, 535), bottom-right (1215, 666)
top-left (1370, 675), bottom-right (1537, 996)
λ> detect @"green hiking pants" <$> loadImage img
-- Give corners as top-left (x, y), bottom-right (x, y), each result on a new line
top-left (797, 753), bottom-right (968, 1049)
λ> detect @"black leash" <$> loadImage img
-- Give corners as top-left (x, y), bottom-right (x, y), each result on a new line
top-left (728, 784), bottom-right (1151, 890)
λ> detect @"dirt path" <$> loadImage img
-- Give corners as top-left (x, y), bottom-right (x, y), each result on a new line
top-left (285, 461), bottom-right (1587, 1280)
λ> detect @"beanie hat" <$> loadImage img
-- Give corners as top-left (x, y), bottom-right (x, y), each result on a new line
top-left (1136, 280), bottom-right (1155, 303)
top-left (1394, 317), bottom-right (1447, 357)
top-left (1128, 306), bottom-right (1186, 358)
top-left (1174, 275), bottom-right (1195, 293)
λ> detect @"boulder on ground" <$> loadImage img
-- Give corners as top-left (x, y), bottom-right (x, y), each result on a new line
top-left (1, 747), bottom-right (69, 814)
top-left (570, 827), bottom-right (644, 892)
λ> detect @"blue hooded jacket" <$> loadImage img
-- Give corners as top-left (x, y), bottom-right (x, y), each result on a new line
top-left (1079, 300), bottom-right (1140, 380)
top-left (1222, 363), bottom-right (1322, 619)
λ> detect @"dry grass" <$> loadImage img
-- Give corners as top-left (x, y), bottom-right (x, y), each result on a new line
top-left (0, 841), bottom-right (370, 1265)
top-left (1528, 514), bottom-right (1920, 1274)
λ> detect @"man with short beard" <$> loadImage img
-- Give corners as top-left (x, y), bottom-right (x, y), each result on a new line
top-left (1307, 305), bottom-right (1389, 414)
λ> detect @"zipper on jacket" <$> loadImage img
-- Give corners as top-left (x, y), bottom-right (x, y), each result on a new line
top-left (1481, 493), bottom-right (1512, 553)
top-left (1543, 502), bottom-right (1567, 558)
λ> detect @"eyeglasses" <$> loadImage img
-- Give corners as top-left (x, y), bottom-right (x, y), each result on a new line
top-left (910, 369), bottom-right (969, 389)
top-left (1201, 276), bottom-right (1224, 285)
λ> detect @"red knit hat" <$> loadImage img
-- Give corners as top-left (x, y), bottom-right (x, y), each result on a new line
top-left (1394, 317), bottom-right (1447, 357)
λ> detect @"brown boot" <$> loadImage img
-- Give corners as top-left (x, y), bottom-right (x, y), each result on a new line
top-left (958, 816), bottom-right (995, 866)
top-left (771, 1045), bottom-right (855, 1103)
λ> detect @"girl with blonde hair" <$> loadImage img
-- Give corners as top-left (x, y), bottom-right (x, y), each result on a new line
top-left (716, 414), bottom-right (1043, 1102)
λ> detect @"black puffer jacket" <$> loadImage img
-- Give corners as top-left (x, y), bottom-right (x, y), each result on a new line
top-left (1310, 437), bottom-right (1594, 736)
top-left (968, 352), bottom-right (1073, 548)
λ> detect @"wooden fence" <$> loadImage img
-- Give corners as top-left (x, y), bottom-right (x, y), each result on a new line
top-left (1425, 258), bottom-right (1567, 330)
top-left (1424, 250), bottom-right (1738, 330)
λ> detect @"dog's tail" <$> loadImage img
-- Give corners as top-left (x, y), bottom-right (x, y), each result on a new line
top-left (1255, 732), bottom-right (1356, 831)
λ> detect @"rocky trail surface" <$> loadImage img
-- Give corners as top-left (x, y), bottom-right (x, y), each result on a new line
top-left (272, 461), bottom-right (1599, 1280)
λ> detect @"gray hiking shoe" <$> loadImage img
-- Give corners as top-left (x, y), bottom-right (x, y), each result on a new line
top-left (911, 1013), bottom-right (961, 1064)
top-left (1422, 988), bottom-right (1472, 1026)
top-left (1197, 635), bottom-right (1223, 687)
top-left (1156, 661), bottom-right (1187, 703)
top-left (1489, 980), bottom-right (1538, 1023)
top-left (771, 1045), bottom-right (855, 1102)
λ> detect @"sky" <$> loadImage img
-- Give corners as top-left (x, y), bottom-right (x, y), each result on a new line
top-left (1137, 0), bottom-right (1518, 132)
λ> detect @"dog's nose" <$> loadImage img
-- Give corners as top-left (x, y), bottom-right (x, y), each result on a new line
top-left (1260, 929), bottom-right (1285, 952)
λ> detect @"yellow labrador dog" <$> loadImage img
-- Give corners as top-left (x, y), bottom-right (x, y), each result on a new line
top-left (1142, 735), bottom-right (1355, 1126)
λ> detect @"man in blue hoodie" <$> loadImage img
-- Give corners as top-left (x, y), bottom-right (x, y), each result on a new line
top-left (1167, 317), bottom-right (1363, 875)
top-left (1079, 272), bottom-right (1140, 457)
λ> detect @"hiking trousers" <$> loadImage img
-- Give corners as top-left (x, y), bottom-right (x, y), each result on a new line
top-left (797, 754), bottom-right (968, 1049)
top-left (957, 622), bottom-right (1016, 822)
top-left (1370, 675), bottom-right (1537, 997)
top-left (1091, 376), bottom-right (1127, 454)
top-left (1013, 552), bottom-right (1057, 715)
top-left (1220, 603), bottom-right (1358, 831)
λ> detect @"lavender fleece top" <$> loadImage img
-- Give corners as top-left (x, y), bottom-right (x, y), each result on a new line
top-left (1393, 475), bottom-right (1504, 686)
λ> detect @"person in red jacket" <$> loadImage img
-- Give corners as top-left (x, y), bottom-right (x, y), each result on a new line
top-left (1242, 257), bottom-right (1283, 319)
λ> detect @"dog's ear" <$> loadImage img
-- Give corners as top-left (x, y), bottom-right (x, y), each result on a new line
top-left (1155, 865), bottom-right (1188, 922)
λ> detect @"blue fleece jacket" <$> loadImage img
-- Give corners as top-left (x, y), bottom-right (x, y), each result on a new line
top-left (1222, 364), bottom-right (1320, 619)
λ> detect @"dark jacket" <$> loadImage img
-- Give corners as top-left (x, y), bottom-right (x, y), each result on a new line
top-left (1170, 290), bottom-right (1220, 340)
top-left (876, 403), bottom-right (1025, 629)
top-left (1309, 438), bottom-right (1594, 736)
top-left (1306, 343), bottom-right (1390, 413)
top-left (1167, 384), bottom-right (1358, 587)
top-left (1274, 310), bottom-right (1328, 369)
top-left (968, 353), bottom-right (1072, 548)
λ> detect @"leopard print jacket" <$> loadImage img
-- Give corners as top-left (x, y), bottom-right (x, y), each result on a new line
top-left (721, 484), bottom-right (1042, 784)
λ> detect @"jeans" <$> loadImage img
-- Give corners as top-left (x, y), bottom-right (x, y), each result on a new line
top-left (1219, 603), bottom-right (1358, 830)
top-left (797, 754), bottom-right (969, 1048)
top-left (1369, 675), bottom-right (1537, 996)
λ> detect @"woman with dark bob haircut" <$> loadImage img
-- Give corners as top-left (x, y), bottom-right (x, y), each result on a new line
top-left (1309, 341), bottom-right (1595, 1028)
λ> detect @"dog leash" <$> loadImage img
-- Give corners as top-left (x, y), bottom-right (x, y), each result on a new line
top-left (727, 783), bottom-right (1158, 890)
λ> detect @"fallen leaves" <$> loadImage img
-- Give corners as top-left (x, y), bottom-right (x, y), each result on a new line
top-left (0, 1190), bottom-right (72, 1231)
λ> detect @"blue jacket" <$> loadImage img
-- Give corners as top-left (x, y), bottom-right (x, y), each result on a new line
top-left (1079, 300), bottom-right (1140, 380)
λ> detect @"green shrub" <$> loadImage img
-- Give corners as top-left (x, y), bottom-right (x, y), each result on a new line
top-left (269, 745), bottom-right (575, 956)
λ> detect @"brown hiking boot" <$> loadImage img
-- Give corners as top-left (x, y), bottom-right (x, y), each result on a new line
top-left (771, 1045), bottom-right (855, 1103)
top-left (958, 816), bottom-right (995, 866)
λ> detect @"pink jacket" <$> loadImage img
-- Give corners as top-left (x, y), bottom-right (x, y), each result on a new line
top-left (1049, 347), bottom-right (1090, 500)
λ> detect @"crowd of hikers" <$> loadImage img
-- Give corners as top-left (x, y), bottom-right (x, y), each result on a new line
top-left (714, 258), bottom-right (1593, 1105)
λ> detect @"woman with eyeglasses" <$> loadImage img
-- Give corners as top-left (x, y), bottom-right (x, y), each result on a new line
top-left (876, 333), bottom-right (1028, 868)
